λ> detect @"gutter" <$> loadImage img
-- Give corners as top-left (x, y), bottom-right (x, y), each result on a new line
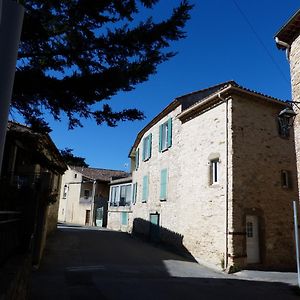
top-left (275, 37), bottom-right (290, 60)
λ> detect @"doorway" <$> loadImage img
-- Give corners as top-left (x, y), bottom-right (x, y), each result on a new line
top-left (149, 213), bottom-right (160, 242)
top-left (246, 215), bottom-right (260, 264)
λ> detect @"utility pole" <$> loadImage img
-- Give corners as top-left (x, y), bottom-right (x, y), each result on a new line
top-left (0, 0), bottom-right (24, 174)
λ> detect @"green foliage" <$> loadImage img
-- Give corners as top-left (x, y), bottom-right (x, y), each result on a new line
top-left (60, 148), bottom-right (89, 167)
top-left (13, 0), bottom-right (193, 130)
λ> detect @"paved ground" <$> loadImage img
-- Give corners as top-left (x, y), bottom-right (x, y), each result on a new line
top-left (30, 225), bottom-right (299, 300)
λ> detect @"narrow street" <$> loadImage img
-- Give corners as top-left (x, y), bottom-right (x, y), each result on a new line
top-left (30, 225), bottom-right (299, 300)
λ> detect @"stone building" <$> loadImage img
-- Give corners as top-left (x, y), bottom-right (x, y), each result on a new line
top-left (58, 166), bottom-right (128, 227)
top-left (107, 175), bottom-right (133, 232)
top-left (275, 9), bottom-right (300, 199)
top-left (128, 81), bottom-right (298, 271)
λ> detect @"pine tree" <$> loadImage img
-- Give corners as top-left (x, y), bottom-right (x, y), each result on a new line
top-left (13, 0), bottom-right (193, 131)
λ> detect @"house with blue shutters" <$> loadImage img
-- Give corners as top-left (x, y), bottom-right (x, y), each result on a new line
top-left (127, 81), bottom-right (298, 271)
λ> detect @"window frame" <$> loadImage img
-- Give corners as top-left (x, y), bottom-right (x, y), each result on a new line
top-left (281, 170), bottom-right (291, 189)
top-left (210, 159), bottom-right (220, 185)
top-left (84, 189), bottom-right (90, 199)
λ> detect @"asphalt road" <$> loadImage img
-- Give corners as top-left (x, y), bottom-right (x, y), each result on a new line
top-left (30, 225), bottom-right (299, 300)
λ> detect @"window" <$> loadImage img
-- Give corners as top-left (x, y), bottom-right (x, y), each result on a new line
top-left (159, 118), bottom-right (172, 152)
top-left (142, 134), bottom-right (152, 161)
top-left (132, 183), bottom-right (138, 204)
top-left (135, 148), bottom-right (139, 170)
top-left (246, 222), bottom-right (253, 238)
top-left (281, 170), bottom-right (291, 188)
top-left (63, 184), bottom-right (68, 199)
top-left (121, 212), bottom-right (128, 226)
top-left (110, 186), bottom-right (120, 206)
top-left (120, 184), bottom-right (132, 206)
top-left (160, 169), bottom-right (168, 200)
top-left (142, 175), bottom-right (149, 202)
top-left (210, 159), bottom-right (219, 184)
top-left (84, 189), bottom-right (90, 199)
top-left (74, 173), bottom-right (77, 178)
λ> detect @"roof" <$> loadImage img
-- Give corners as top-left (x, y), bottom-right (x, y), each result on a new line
top-left (7, 121), bottom-right (67, 173)
top-left (275, 9), bottom-right (300, 48)
top-left (70, 166), bottom-right (129, 182)
top-left (129, 81), bottom-right (287, 156)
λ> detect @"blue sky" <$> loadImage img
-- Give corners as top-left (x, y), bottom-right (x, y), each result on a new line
top-left (12, 0), bottom-right (299, 171)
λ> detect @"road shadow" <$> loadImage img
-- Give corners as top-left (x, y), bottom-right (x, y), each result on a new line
top-left (132, 217), bottom-right (197, 262)
top-left (30, 226), bottom-right (299, 300)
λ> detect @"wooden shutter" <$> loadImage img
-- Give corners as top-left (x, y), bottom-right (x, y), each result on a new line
top-left (148, 133), bottom-right (152, 158)
top-left (159, 124), bottom-right (163, 152)
top-left (160, 169), bottom-right (168, 200)
top-left (142, 175), bottom-right (148, 202)
top-left (135, 148), bottom-right (139, 170)
top-left (167, 118), bottom-right (172, 148)
top-left (142, 138), bottom-right (146, 161)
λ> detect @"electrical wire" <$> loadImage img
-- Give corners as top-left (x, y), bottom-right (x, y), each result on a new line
top-left (232, 0), bottom-right (290, 85)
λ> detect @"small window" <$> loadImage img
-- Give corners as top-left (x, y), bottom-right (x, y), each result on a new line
top-left (210, 159), bottom-right (219, 184)
top-left (159, 118), bottom-right (172, 152)
top-left (281, 170), bottom-right (291, 189)
top-left (246, 222), bottom-right (253, 238)
top-left (84, 189), bottom-right (90, 199)
top-left (120, 184), bottom-right (132, 206)
top-left (63, 184), bottom-right (68, 199)
top-left (142, 134), bottom-right (152, 161)
top-left (74, 173), bottom-right (78, 178)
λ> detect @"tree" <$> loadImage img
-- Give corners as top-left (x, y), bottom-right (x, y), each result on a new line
top-left (13, 0), bottom-right (193, 131)
top-left (60, 148), bottom-right (89, 167)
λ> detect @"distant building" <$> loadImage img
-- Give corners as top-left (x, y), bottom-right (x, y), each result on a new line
top-left (127, 81), bottom-right (298, 271)
top-left (107, 175), bottom-right (133, 232)
top-left (58, 166), bottom-right (128, 227)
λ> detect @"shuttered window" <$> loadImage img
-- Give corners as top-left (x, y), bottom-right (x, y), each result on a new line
top-left (160, 169), bottom-right (168, 200)
top-left (132, 182), bottom-right (137, 204)
top-left (159, 118), bottom-right (172, 152)
top-left (142, 175), bottom-right (149, 202)
top-left (135, 148), bottom-right (139, 170)
top-left (142, 134), bottom-right (152, 161)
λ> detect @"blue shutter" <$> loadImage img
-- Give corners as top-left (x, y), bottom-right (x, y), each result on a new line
top-left (142, 138), bottom-right (146, 161)
top-left (142, 175), bottom-right (148, 202)
top-left (121, 212), bottom-right (128, 225)
top-left (148, 133), bottom-right (152, 158)
top-left (135, 148), bottom-right (139, 170)
top-left (159, 124), bottom-right (163, 152)
top-left (160, 169), bottom-right (168, 200)
top-left (167, 118), bottom-right (172, 148)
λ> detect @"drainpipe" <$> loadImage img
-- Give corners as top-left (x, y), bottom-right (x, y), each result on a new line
top-left (0, 0), bottom-right (24, 175)
top-left (218, 93), bottom-right (229, 269)
top-left (275, 37), bottom-right (291, 61)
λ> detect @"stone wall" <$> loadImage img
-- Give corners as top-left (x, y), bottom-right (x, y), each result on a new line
top-left (290, 34), bottom-right (300, 202)
top-left (231, 94), bottom-right (298, 269)
top-left (131, 103), bottom-right (233, 269)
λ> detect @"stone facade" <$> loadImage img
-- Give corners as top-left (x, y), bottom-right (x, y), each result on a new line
top-left (128, 82), bottom-right (298, 270)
